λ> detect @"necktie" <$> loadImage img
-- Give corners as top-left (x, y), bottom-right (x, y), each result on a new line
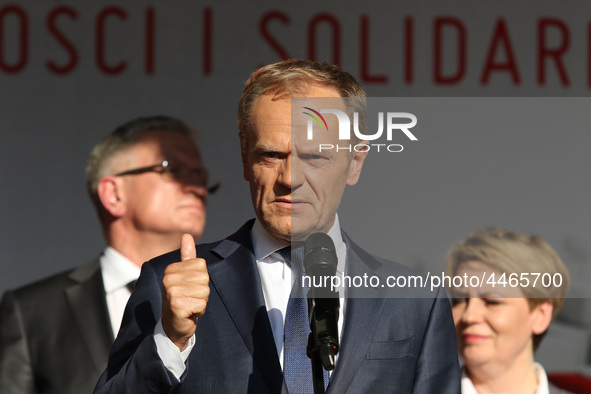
top-left (280, 247), bottom-right (329, 393)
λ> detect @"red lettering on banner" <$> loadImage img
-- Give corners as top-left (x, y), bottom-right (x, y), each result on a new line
top-left (46, 6), bottom-right (78, 75)
top-left (433, 17), bottom-right (466, 84)
top-left (0, 7), bottom-right (589, 88)
top-left (307, 13), bottom-right (341, 66)
top-left (360, 15), bottom-right (387, 84)
top-left (203, 7), bottom-right (212, 75)
top-left (260, 11), bottom-right (290, 60)
top-left (0, 5), bottom-right (28, 73)
top-left (537, 18), bottom-right (570, 86)
top-left (404, 16), bottom-right (413, 85)
top-left (95, 7), bottom-right (128, 75)
top-left (145, 7), bottom-right (154, 75)
top-left (480, 18), bottom-right (520, 85)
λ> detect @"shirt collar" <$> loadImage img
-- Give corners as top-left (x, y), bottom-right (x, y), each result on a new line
top-left (251, 219), bottom-right (288, 261)
top-left (460, 367), bottom-right (479, 394)
top-left (251, 214), bottom-right (347, 273)
top-left (534, 362), bottom-right (550, 394)
top-left (100, 246), bottom-right (142, 293)
top-left (461, 363), bottom-right (550, 394)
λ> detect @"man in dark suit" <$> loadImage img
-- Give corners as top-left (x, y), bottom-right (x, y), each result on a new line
top-left (0, 116), bottom-right (213, 394)
top-left (95, 60), bottom-right (461, 393)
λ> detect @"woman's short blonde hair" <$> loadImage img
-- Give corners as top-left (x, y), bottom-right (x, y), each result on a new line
top-left (445, 227), bottom-right (570, 350)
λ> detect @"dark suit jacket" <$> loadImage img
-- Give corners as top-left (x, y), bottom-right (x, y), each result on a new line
top-left (0, 258), bottom-right (113, 394)
top-left (95, 220), bottom-right (461, 393)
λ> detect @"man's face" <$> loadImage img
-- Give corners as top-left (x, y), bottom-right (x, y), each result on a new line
top-left (242, 85), bottom-right (367, 243)
top-left (116, 130), bottom-right (207, 240)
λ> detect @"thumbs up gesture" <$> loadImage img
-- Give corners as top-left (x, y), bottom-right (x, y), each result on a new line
top-left (162, 233), bottom-right (210, 350)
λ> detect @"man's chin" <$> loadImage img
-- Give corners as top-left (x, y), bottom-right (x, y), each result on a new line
top-left (287, 226), bottom-right (323, 244)
top-left (265, 225), bottom-right (305, 242)
top-left (260, 217), bottom-right (323, 244)
top-left (175, 222), bottom-right (205, 240)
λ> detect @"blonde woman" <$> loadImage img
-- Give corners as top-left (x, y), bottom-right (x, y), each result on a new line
top-left (446, 227), bottom-right (571, 394)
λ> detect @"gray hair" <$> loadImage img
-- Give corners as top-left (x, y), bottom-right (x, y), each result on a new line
top-left (86, 116), bottom-right (195, 210)
top-left (237, 59), bottom-right (367, 151)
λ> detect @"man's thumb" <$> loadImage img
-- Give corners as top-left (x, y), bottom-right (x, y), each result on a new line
top-left (180, 233), bottom-right (197, 261)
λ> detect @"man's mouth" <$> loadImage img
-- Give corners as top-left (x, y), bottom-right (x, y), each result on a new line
top-left (275, 198), bottom-right (306, 208)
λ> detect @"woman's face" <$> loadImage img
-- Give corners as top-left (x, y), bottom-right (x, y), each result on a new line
top-left (451, 260), bottom-right (551, 370)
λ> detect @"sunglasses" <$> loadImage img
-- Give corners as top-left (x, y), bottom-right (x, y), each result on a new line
top-left (115, 160), bottom-right (220, 194)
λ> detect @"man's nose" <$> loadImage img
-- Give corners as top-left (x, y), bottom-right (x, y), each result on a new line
top-left (182, 181), bottom-right (209, 198)
top-left (277, 155), bottom-right (292, 188)
top-left (279, 154), bottom-right (306, 190)
top-left (180, 169), bottom-right (219, 195)
top-left (180, 176), bottom-right (211, 197)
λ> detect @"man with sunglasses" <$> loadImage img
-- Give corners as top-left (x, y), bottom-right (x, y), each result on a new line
top-left (0, 116), bottom-right (215, 394)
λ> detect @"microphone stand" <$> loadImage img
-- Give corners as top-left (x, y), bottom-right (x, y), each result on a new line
top-left (307, 332), bottom-right (326, 394)
top-left (302, 233), bottom-right (340, 394)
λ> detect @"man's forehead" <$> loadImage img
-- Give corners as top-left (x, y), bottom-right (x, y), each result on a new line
top-left (252, 92), bottom-right (347, 132)
top-left (135, 131), bottom-right (200, 160)
top-left (248, 87), bottom-right (349, 153)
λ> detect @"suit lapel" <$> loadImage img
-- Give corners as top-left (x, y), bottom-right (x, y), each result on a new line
top-left (208, 222), bottom-right (285, 393)
top-left (65, 258), bottom-right (113, 373)
top-left (327, 234), bottom-right (387, 393)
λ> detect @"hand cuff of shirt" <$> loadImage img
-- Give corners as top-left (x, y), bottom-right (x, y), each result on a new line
top-left (153, 319), bottom-right (195, 380)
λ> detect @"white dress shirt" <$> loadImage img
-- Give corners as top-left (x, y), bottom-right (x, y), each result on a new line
top-left (460, 363), bottom-right (553, 394)
top-left (251, 216), bottom-right (347, 367)
top-left (100, 246), bottom-right (141, 338)
top-left (155, 215), bottom-right (348, 379)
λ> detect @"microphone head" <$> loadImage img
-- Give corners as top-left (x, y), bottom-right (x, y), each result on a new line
top-left (304, 233), bottom-right (338, 277)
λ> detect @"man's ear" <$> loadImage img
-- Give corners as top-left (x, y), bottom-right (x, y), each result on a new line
top-left (346, 140), bottom-right (369, 186)
top-left (97, 176), bottom-right (126, 218)
top-left (240, 134), bottom-right (251, 181)
top-left (531, 301), bottom-right (554, 335)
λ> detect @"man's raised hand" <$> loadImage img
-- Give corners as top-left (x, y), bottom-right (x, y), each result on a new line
top-left (161, 233), bottom-right (210, 350)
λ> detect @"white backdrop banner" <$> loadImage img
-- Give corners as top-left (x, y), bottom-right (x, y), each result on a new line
top-left (1, 1), bottom-right (589, 301)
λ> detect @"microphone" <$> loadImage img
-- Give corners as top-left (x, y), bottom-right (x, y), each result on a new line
top-left (304, 233), bottom-right (340, 371)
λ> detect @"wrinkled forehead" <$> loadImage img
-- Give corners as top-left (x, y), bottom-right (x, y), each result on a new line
top-left (291, 95), bottom-right (350, 144)
top-left (291, 95), bottom-right (348, 123)
top-left (245, 85), bottom-right (345, 139)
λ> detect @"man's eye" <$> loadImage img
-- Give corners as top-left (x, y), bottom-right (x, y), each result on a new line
top-left (483, 298), bottom-right (501, 306)
top-left (162, 166), bottom-right (187, 180)
top-left (451, 298), bottom-right (466, 306)
top-left (166, 167), bottom-right (183, 175)
top-left (301, 153), bottom-right (327, 161)
top-left (264, 152), bottom-right (279, 159)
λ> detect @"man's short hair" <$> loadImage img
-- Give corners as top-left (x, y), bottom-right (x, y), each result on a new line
top-left (237, 59), bottom-right (367, 149)
top-left (86, 116), bottom-right (195, 212)
top-left (445, 226), bottom-right (571, 350)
